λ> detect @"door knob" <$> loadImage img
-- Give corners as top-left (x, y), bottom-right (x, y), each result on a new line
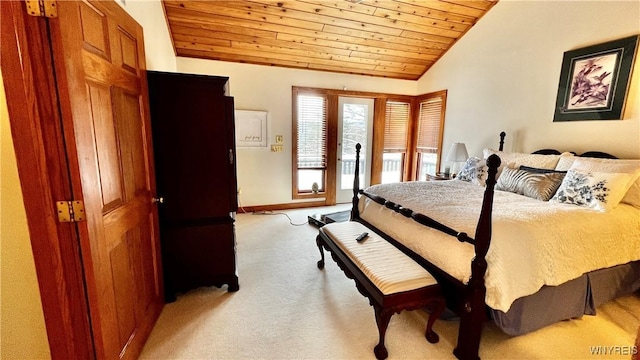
top-left (152, 197), bottom-right (165, 204)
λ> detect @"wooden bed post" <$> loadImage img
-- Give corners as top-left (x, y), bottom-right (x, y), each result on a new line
top-left (454, 154), bottom-right (501, 360)
top-left (498, 131), bottom-right (506, 151)
top-left (351, 143), bottom-right (362, 220)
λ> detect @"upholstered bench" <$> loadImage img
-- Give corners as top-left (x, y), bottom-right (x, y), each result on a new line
top-left (316, 221), bottom-right (445, 360)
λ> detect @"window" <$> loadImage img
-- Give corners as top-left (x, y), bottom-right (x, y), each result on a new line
top-left (291, 86), bottom-right (446, 202)
top-left (382, 101), bottom-right (410, 183)
top-left (293, 92), bottom-right (328, 196)
top-left (414, 91), bottom-right (446, 181)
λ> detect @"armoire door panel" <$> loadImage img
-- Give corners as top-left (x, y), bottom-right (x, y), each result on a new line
top-left (224, 96), bottom-right (239, 212)
top-left (149, 73), bottom-right (235, 221)
top-left (170, 94), bottom-right (230, 220)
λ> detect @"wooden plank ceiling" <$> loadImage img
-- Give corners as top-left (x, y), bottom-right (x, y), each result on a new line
top-left (162, 0), bottom-right (498, 80)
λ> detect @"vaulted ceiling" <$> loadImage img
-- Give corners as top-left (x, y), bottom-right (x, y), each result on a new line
top-left (162, 0), bottom-right (498, 80)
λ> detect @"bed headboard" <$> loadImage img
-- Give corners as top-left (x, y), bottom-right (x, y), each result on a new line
top-left (498, 131), bottom-right (618, 159)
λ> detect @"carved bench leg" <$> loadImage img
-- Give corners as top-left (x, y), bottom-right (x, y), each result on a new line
top-left (316, 235), bottom-right (325, 269)
top-left (425, 297), bottom-right (446, 343)
top-left (373, 304), bottom-right (392, 360)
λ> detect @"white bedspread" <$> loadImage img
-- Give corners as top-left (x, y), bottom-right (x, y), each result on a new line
top-left (358, 180), bottom-right (640, 312)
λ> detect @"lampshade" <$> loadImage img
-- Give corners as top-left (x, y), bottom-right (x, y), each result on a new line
top-left (446, 142), bottom-right (469, 162)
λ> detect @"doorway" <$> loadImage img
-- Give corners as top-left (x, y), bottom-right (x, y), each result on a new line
top-left (336, 97), bottom-right (374, 204)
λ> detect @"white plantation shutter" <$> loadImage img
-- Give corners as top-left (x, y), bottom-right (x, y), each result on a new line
top-left (384, 101), bottom-right (410, 153)
top-left (297, 94), bottom-right (327, 169)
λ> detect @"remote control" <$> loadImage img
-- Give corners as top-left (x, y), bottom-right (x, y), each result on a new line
top-left (356, 232), bottom-right (369, 242)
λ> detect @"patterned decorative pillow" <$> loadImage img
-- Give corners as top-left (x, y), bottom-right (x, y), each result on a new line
top-left (496, 167), bottom-right (566, 201)
top-left (568, 158), bottom-right (640, 208)
top-left (552, 170), bottom-right (635, 211)
top-left (456, 157), bottom-right (487, 186)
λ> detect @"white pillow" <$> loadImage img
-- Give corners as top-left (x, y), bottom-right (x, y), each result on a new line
top-left (482, 148), bottom-right (571, 179)
top-left (555, 156), bottom-right (576, 171)
top-left (552, 169), bottom-right (636, 211)
top-left (568, 157), bottom-right (640, 208)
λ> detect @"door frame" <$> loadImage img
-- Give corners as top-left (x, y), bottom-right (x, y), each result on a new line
top-left (336, 96), bottom-right (374, 203)
top-left (291, 86), bottom-right (415, 205)
top-left (3, 1), bottom-right (98, 358)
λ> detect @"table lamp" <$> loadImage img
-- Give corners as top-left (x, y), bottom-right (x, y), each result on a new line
top-left (445, 142), bottom-right (468, 177)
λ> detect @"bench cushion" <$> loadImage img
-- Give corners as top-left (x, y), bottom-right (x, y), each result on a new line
top-left (321, 221), bottom-right (437, 295)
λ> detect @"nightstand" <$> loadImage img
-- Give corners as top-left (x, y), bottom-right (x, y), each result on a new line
top-left (425, 173), bottom-right (452, 181)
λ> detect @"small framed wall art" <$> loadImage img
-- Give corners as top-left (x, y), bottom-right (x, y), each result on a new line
top-left (553, 35), bottom-right (638, 121)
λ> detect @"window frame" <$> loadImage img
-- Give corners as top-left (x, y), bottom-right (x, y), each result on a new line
top-left (291, 87), bottom-right (446, 203)
top-left (411, 90), bottom-right (447, 181)
top-left (381, 98), bottom-right (412, 183)
top-left (292, 88), bottom-right (334, 200)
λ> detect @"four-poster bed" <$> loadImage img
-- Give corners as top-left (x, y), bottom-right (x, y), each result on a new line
top-left (344, 132), bottom-right (640, 359)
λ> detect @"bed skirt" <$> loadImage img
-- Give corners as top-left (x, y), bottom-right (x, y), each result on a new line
top-left (491, 260), bottom-right (640, 335)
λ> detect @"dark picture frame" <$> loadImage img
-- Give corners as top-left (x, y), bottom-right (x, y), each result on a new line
top-left (553, 35), bottom-right (638, 121)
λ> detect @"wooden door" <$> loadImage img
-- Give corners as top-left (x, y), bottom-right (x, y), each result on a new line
top-left (49, 1), bottom-right (163, 359)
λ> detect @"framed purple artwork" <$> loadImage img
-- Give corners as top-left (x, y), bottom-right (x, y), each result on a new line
top-left (553, 35), bottom-right (638, 121)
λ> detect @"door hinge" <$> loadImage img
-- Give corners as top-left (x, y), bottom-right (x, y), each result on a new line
top-left (56, 200), bottom-right (86, 223)
top-left (25, 0), bottom-right (58, 18)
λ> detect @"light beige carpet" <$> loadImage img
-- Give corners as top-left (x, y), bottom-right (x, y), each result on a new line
top-left (140, 205), bottom-right (640, 359)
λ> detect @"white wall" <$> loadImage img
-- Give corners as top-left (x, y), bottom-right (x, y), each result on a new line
top-left (418, 0), bottom-right (640, 161)
top-left (176, 58), bottom-right (417, 206)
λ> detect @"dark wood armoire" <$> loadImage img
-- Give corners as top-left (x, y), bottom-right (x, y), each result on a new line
top-left (147, 71), bottom-right (239, 302)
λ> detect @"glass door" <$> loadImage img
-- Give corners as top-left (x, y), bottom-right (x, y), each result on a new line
top-left (336, 97), bottom-right (374, 203)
